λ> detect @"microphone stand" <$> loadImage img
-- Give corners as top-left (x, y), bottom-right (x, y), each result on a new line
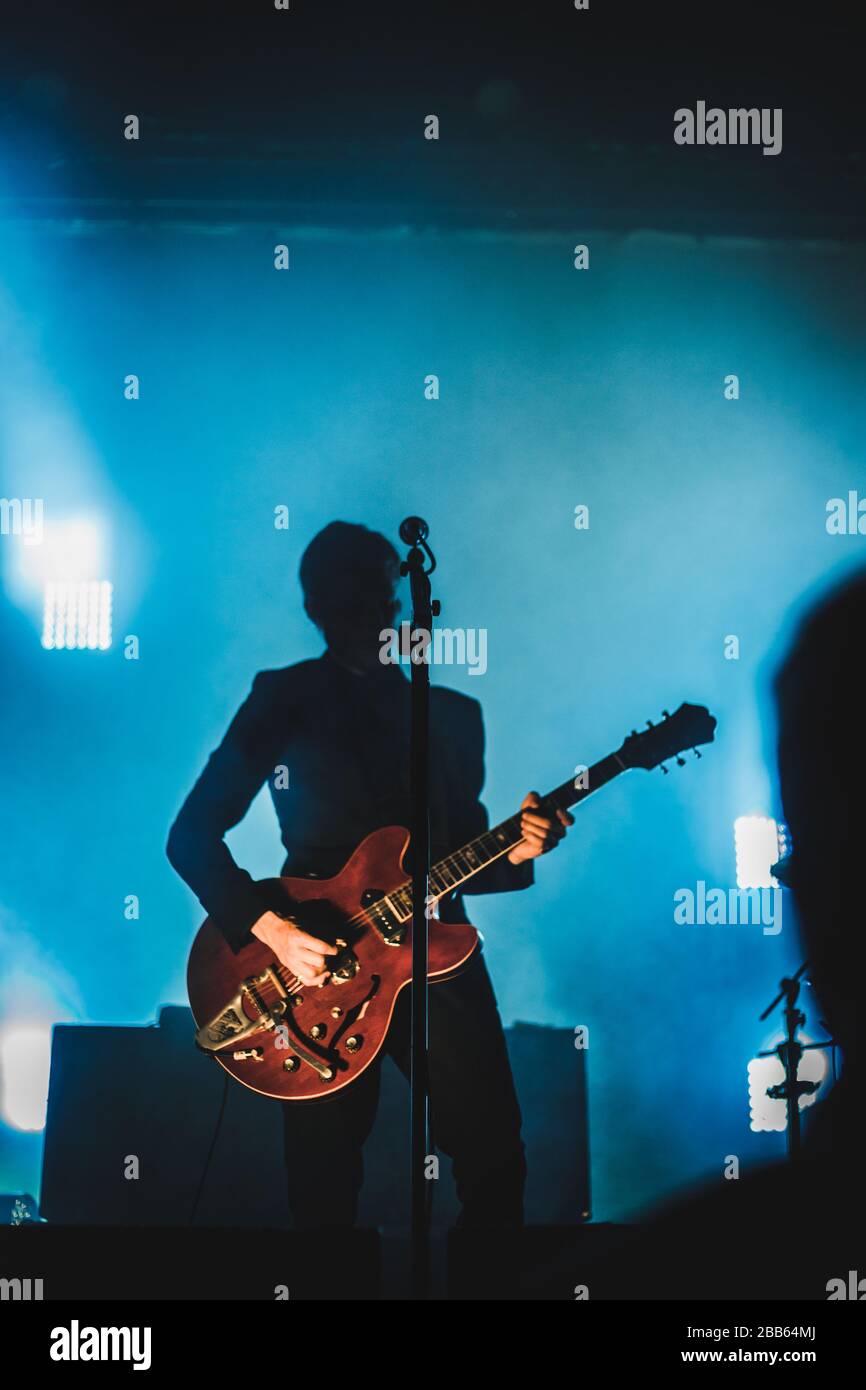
top-left (399, 516), bottom-right (439, 1300)
top-left (758, 962), bottom-right (835, 1160)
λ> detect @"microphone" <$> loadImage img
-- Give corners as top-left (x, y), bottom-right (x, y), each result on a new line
top-left (399, 516), bottom-right (429, 546)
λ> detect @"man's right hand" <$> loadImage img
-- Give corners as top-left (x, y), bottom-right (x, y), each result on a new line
top-left (250, 910), bottom-right (338, 987)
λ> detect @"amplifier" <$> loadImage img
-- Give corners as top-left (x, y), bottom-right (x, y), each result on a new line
top-left (40, 1008), bottom-right (590, 1230)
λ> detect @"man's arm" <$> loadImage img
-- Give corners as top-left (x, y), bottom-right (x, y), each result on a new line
top-left (446, 696), bottom-right (572, 896)
top-left (168, 669), bottom-right (359, 985)
top-left (166, 672), bottom-right (281, 951)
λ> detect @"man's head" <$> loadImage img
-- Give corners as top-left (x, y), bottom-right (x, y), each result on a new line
top-left (299, 521), bottom-right (401, 671)
top-left (775, 569), bottom-right (866, 1066)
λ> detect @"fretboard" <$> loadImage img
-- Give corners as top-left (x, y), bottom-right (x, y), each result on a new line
top-left (388, 750), bottom-right (627, 918)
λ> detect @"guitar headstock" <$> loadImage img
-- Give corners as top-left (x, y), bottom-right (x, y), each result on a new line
top-left (619, 703), bottom-right (717, 772)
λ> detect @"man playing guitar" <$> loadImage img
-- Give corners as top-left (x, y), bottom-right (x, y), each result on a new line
top-left (167, 521), bottom-right (572, 1230)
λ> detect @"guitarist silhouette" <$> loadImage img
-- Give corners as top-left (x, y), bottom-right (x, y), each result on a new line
top-left (167, 521), bottom-right (573, 1230)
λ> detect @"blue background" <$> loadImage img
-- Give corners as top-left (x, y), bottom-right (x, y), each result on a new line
top-left (1, 222), bottom-right (863, 1219)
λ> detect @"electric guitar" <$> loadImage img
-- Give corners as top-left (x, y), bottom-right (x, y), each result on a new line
top-left (187, 701), bottom-right (716, 1100)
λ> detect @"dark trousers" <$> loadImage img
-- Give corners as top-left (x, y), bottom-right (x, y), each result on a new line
top-left (282, 954), bottom-right (526, 1229)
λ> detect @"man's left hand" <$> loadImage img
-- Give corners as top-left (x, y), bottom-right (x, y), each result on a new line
top-left (507, 791), bottom-right (574, 864)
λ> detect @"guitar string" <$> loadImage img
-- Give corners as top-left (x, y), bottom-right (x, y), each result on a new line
top-left (252, 732), bottom-right (700, 1012)
top-left (268, 763), bottom-right (614, 996)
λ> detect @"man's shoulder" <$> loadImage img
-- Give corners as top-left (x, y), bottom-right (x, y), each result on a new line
top-left (431, 683), bottom-right (483, 730)
top-left (431, 682), bottom-right (481, 710)
top-left (248, 657), bottom-right (326, 701)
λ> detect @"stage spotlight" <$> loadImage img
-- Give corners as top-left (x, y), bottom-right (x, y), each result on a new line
top-left (5, 512), bottom-right (113, 648)
top-left (0, 1022), bottom-right (52, 1132)
top-left (734, 816), bottom-right (789, 889)
top-left (747, 1041), bottom-right (828, 1133)
top-left (11, 513), bottom-right (105, 588)
top-left (42, 579), bottom-right (112, 650)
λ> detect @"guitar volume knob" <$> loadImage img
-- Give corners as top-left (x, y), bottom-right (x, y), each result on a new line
top-left (345, 1035), bottom-right (362, 1053)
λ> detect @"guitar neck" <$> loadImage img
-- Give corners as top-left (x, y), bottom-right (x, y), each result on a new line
top-left (391, 749), bottom-right (628, 911)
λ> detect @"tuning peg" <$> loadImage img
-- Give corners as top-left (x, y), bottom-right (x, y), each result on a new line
top-left (676, 756), bottom-right (686, 767)
top-left (646, 719), bottom-right (654, 729)
top-left (660, 763), bottom-right (669, 774)
top-left (662, 709), bottom-right (671, 719)
top-left (630, 729), bottom-right (638, 737)
top-left (692, 748), bottom-right (702, 759)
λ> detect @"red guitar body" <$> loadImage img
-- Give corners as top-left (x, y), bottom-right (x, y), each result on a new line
top-left (187, 825), bottom-right (479, 1102)
top-left (187, 703), bottom-right (717, 1102)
